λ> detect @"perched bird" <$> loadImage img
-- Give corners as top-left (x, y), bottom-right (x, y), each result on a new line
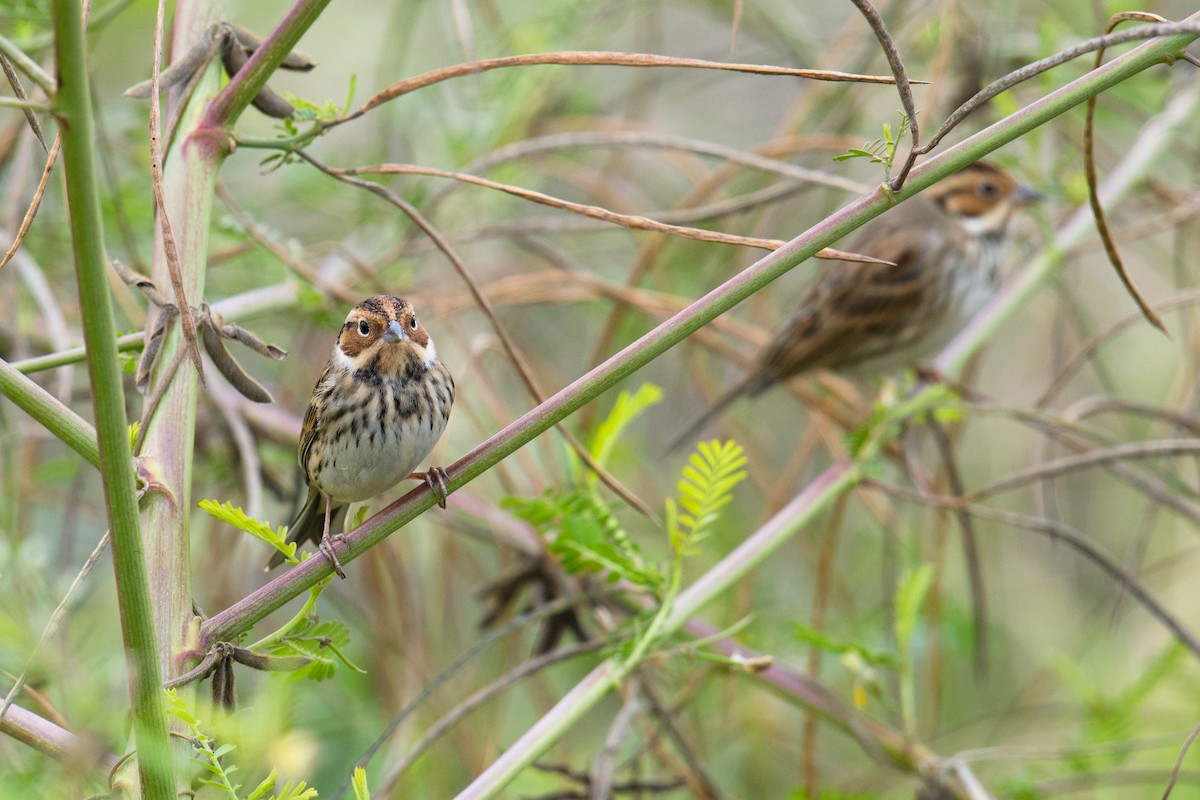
top-left (672, 161), bottom-right (1039, 447)
top-left (269, 295), bottom-right (455, 577)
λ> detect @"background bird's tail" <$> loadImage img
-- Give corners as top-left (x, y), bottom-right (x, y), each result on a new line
top-left (665, 370), bottom-right (772, 453)
top-left (266, 490), bottom-right (348, 570)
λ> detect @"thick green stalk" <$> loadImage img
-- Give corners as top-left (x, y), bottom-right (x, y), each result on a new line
top-left (52, 1), bottom-right (173, 796)
top-left (137, 0), bottom-right (223, 684)
top-left (0, 358), bottom-right (99, 467)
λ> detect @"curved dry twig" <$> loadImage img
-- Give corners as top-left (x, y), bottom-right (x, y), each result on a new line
top-left (849, 0), bottom-right (921, 191)
top-left (868, 479), bottom-right (1200, 659)
top-left (965, 439), bottom-right (1200, 503)
top-left (457, 130), bottom-right (869, 195)
top-left (1084, 13), bottom-right (1171, 333)
top-left (341, 161), bottom-right (889, 262)
top-left (215, 184), bottom-right (361, 303)
top-left (327, 51), bottom-right (916, 129)
top-left (1163, 722), bottom-right (1200, 800)
top-left (0, 134), bottom-right (59, 273)
top-left (1036, 288), bottom-right (1200, 409)
top-left (147, 1), bottom-right (205, 385)
top-left (915, 21), bottom-right (1200, 160)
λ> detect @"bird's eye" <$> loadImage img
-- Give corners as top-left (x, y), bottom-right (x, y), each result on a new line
top-left (978, 182), bottom-right (997, 197)
top-left (409, 316), bottom-right (419, 331)
top-left (358, 320), bottom-right (371, 336)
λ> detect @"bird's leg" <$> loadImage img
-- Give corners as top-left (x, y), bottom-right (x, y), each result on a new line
top-left (317, 495), bottom-right (347, 579)
top-left (410, 467), bottom-right (450, 509)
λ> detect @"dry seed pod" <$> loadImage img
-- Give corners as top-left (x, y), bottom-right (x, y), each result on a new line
top-left (211, 654), bottom-right (235, 710)
top-left (218, 321), bottom-right (287, 361)
top-left (137, 310), bottom-right (174, 394)
top-left (124, 24), bottom-right (225, 98)
top-left (200, 314), bottom-right (274, 403)
top-left (231, 24), bottom-right (317, 71)
top-left (219, 39), bottom-right (296, 119)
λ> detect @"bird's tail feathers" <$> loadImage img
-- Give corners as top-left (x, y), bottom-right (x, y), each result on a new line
top-left (666, 371), bottom-right (772, 454)
top-left (266, 490), bottom-right (348, 570)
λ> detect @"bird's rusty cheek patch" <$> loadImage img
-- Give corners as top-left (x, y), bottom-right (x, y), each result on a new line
top-left (338, 327), bottom-right (372, 359)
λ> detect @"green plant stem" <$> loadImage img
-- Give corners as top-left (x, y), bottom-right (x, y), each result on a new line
top-left (12, 333), bottom-right (143, 374)
top-left (0, 358), bottom-right (100, 467)
top-left (202, 0), bottom-right (332, 129)
top-left (52, 1), bottom-right (173, 796)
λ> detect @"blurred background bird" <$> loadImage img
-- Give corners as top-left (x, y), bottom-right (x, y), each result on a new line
top-left (671, 161), bottom-right (1040, 449)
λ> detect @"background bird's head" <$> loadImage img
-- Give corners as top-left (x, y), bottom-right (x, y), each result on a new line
top-left (927, 161), bottom-right (1041, 236)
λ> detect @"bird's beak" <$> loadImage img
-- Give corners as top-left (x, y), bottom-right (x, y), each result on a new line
top-left (1014, 184), bottom-right (1043, 206)
top-left (382, 320), bottom-right (406, 343)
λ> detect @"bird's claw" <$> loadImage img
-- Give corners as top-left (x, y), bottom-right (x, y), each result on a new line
top-left (319, 533), bottom-right (347, 579)
top-left (413, 467), bottom-right (451, 509)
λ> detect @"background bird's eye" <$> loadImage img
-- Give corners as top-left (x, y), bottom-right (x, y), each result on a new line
top-left (978, 182), bottom-right (997, 197)
top-left (358, 320), bottom-right (371, 335)
top-left (409, 316), bottom-right (419, 330)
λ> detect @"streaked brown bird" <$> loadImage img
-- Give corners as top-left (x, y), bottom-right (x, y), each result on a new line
top-left (672, 161), bottom-right (1039, 447)
top-left (269, 295), bottom-right (455, 577)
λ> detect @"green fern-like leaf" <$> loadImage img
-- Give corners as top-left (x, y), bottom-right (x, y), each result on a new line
top-left (269, 618), bottom-right (363, 681)
top-left (588, 383), bottom-right (663, 471)
top-left (669, 440), bottom-right (747, 555)
top-left (508, 488), bottom-right (661, 589)
top-left (351, 766), bottom-right (371, 800)
top-left (548, 515), bottom-right (647, 586)
top-left (199, 499), bottom-right (295, 564)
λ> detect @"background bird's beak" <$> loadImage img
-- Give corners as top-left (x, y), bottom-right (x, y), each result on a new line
top-left (382, 320), bottom-right (406, 343)
top-left (1014, 184), bottom-right (1043, 206)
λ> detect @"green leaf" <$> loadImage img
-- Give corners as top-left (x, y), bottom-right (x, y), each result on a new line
top-left (894, 564), bottom-right (935, 647)
top-left (588, 383), bottom-right (663, 471)
top-left (793, 624), bottom-right (897, 666)
top-left (351, 766), bottom-right (370, 800)
top-left (268, 618), bottom-right (364, 681)
top-left (668, 440), bottom-right (747, 555)
top-left (501, 493), bottom-right (562, 527)
top-left (245, 771), bottom-right (277, 800)
top-left (199, 499), bottom-right (295, 564)
top-left (549, 513), bottom-right (659, 588)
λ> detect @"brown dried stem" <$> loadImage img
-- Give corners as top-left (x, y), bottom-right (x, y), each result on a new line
top-left (1083, 12), bottom-right (1171, 333)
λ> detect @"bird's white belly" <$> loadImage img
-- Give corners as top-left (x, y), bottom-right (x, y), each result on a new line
top-left (316, 413), bottom-right (447, 503)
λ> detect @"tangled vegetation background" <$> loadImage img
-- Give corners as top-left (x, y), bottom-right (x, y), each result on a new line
top-left (2, 1), bottom-right (1200, 798)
